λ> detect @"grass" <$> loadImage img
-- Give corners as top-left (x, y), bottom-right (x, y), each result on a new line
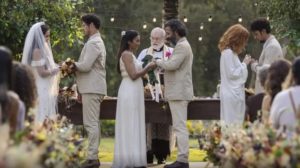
top-left (98, 137), bottom-right (206, 162)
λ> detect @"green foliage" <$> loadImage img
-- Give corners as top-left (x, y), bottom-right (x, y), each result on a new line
top-left (0, 0), bottom-right (93, 61)
top-left (101, 120), bottom-right (115, 137)
top-left (94, 0), bottom-right (259, 96)
top-left (258, 0), bottom-right (300, 59)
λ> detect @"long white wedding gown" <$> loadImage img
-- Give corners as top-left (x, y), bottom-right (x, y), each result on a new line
top-left (32, 55), bottom-right (59, 123)
top-left (112, 54), bottom-right (147, 168)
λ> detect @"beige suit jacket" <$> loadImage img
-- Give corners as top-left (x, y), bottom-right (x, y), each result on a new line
top-left (251, 35), bottom-right (283, 93)
top-left (156, 37), bottom-right (194, 100)
top-left (75, 32), bottom-right (107, 95)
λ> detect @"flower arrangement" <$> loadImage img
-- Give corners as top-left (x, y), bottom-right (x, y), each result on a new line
top-left (198, 122), bottom-right (222, 166)
top-left (61, 58), bottom-right (75, 78)
top-left (0, 116), bottom-right (86, 168)
top-left (165, 51), bottom-right (172, 59)
top-left (202, 116), bottom-right (300, 168)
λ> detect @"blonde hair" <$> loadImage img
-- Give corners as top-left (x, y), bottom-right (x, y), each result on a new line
top-left (218, 24), bottom-right (249, 54)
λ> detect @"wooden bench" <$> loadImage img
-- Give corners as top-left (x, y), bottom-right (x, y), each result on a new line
top-left (58, 98), bottom-right (220, 125)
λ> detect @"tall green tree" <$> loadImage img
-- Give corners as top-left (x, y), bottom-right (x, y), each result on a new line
top-left (258, 0), bottom-right (300, 59)
top-left (93, 0), bottom-right (259, 96)
top-left (0, 0), bottom-right (93, 60)
top-left (164, 0), bottom-right (178, 21)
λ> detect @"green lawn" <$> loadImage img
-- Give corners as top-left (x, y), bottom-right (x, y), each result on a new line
top-left (98, 137), bottom-right (206, 162)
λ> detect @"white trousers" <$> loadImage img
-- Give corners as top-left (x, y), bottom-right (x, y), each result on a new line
top-left (82, 93), bottom-right (104, 160)
top-left (168, 100), bottom-right (189, 163)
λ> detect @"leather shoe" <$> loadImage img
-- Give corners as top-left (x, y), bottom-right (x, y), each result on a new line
top-left (81, 159), bottom-right (100, 168)
top-left (157, 159), bottom-right (166, 164)
top-left (164, 161), bottom-right (189, 168)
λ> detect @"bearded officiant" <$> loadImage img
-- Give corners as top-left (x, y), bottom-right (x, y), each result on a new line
top-left (137, 27), bottom-right (174, 164)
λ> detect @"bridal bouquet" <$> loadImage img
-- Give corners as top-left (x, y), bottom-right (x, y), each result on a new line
top-left (141, 54), bottom-right (158, 86)
top-left (61, 58), bottom-right (75, 77)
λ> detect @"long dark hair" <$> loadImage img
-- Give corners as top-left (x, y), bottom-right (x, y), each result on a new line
top-left (0, 46), bottom-right (13, 90)
top-left (265, 59), bottom-right (291, 104)
top-left (13, 62), bottom-right (37, 111)
top-left (0, 46), bottom-right (13, 121)
top-left (116, 30), bottom-right (139, 73)
top-left (292, 56), bottom-right (300, 85)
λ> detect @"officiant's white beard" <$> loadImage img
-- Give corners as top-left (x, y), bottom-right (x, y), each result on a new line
top-left (151, 41), bottom-right (164, 50)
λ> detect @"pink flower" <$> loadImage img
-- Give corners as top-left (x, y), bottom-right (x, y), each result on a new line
top-left (166, 51), bottom-right (172, 58)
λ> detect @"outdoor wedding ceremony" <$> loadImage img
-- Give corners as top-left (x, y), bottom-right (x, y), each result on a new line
top-left (0, 0), bottom-right (300, 168)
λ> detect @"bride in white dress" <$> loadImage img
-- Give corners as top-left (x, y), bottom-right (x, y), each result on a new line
top-left (22, 22), bottom-right (60, 123)
top-left (113, 30), bottom-right (155, 168)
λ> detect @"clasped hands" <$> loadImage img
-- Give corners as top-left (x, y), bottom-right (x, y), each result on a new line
top-left (243, 54), bottom-right (257, 65)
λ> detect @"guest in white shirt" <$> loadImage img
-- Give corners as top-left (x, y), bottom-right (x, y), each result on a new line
top-left (218, 24), bottom-right (252, 132)
top-left (270, 57), bottom-right (300, 138)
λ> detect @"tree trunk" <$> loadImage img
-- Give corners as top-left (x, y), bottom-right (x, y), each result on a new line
top-left (163, 0), bottom-right (178, 23)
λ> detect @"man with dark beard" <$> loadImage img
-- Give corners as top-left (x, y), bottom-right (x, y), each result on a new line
top-left (250, 18), bottom-right (283, 94)
top-left (154, 19), bottom-right (194, 168)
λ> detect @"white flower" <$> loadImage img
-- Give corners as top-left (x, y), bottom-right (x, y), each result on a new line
top-left (121, 31), bottom-right (126, 36)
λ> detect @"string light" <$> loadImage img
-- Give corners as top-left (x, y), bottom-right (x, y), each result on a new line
top-left (238, 15), bottom-right (242, 22)
top-left (110, 17), bottom-right (115, 22)
top-left (183, 16), bottom-right (188, 23)
top-left (200, 23), bottom-right (204, 30)
top-left (152, 17), bottom-right (157, 23)
top-left (143, 23), bottom-right (147, 29)
top-left (254, 2), bottom-right (258, 6)
top-left (198, 36), bottom-right (203, 42)
top-left (266, 16), bottom-right (270, 20)
top-left (208, 15), bottom-right (213, 22)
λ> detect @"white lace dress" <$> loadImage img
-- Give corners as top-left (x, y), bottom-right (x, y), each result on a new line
top-left (112, 54), bottom-right (147, 168)
top-left (31, 57), bottom-right (59, 123)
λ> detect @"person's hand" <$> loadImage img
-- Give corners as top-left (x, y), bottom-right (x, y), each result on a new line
top-left (145, 61), bottom-right (156, 71)
top-left (243, 54), bottom-right (252, 65)
top-left (51, 67), bottom-right (60, 75)
top-left (250, 58), bottom-right (257, 64)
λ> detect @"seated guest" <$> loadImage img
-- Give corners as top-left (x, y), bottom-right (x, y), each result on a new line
top-left (12, 62), bottom-right (37, 115)
top-left (245, 67), bottom-right (269, 122)
top-left (270, 57), bottom-right (300, 138)
top-left (0, 46), bottom-right (23, 133)
top-left (261, 59), bottom-right (291, 122)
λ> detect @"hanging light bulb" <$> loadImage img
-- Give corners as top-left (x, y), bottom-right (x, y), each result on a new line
top-left (254, 2), bottom-right (258, 6)
top-left (198, 36), bottom-right (203, 42)
top-left (266, 16), bottom-right (270, 20)
top-left (183, 16), bottom-right (188, 23)
top-left (208, 15), bottom-right (213, 22)
top-left (238, 15), bottom-right (242, 23)
top-left (200, 23), bottom-right (204, 30)
top-left (152, 17), bottom-right (157, 23)
top-left (110, 17), bottom-right (115, 22)
top-left (143, 24), bottom-right (147, 29)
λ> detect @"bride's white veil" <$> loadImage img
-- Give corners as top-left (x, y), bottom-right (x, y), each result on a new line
top-left (22, 22), bottom-right (56, 70)
top-left (22, 22), bottom-right (60, 122)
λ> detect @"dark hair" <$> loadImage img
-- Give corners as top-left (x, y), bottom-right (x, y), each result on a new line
top-left (250, 18), bottom-right (271, 33)
top-left (12, 62), bottom-right (37, 112)
top-left (41, 24), bottom-right (50, 35)
top-left (265, 59), bottom-right (291, 104)
top-left (292, 56), bottom-right (300, 85)
top-left (0, 46), bottom-right (13, 90)
top-left (116, 30), bottom-right (139, 73)
top-left (81, 14), bottom-right (101, 29)
top-left (164, 19), bottom-right (187, 37)
top-left (0, 46), bottom-right (13, 121)
top-left (258, 67), bottom-right (269, 87)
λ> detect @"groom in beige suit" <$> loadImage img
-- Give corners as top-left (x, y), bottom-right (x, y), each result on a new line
top-left (155, 19), bottom-right (194, 168)
top-left (73, 14), bottom-right (106, 168)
